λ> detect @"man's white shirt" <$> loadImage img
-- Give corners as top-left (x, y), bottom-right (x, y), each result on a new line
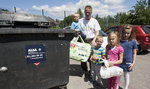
top-left (79, 17), bottom-right (101, 39)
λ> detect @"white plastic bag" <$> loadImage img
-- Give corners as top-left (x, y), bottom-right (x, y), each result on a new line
top-left (100, 66), bottom-right (123, 79)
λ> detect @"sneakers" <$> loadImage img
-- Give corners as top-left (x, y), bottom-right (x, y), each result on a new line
top-left (92, 81), bottom-right (97, 85)
top-left (92, 81), bottom-right (103, 86)
top-left (84, 71), bottom-right (90, 82)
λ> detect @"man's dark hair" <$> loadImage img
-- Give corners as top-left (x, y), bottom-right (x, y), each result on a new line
top-left (85, 5), bottom-right (92, 10)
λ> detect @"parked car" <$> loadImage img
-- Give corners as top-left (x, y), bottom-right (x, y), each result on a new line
top-left (105, 25), bottom-right (150, 53)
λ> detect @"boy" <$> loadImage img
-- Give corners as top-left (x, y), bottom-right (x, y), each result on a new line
top-left (71, 13), bottom-right (80, 31)
top-left (90, 35), bottom-right (105, 86)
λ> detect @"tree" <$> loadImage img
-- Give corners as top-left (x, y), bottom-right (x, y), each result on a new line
top-left (94, 14), bottom-right (119, 31)
top-left (76, 8), bottom-right (84, 18)
top-left (0, 8), bottom-right (9, 12)
top-left (59, 15), bottom-right (74, 28)
top-left (120, 0), bottom-right (150, 25)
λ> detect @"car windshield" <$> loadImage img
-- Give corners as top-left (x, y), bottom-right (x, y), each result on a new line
top-left (99, 30), bottom-right (107, 36)
top-left (142, 26), bottom-right (150, 34)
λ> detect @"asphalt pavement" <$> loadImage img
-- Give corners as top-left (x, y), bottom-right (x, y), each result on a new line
top-left (67, 50), bottom-right (150, 89)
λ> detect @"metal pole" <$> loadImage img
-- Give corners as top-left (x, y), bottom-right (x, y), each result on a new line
top-left (64, 11), bottom-right (66, 18)
top-left (14, 6), bottom-right (16, 13)
top-left (42, 9), bottom-right (44, 16)
top-left (64, 11), bottom-right (66, 27)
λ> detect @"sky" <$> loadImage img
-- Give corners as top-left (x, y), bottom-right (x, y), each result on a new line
top-left (0, 0), bottom-right (138, 20)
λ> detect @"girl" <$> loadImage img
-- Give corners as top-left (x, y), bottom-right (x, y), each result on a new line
top-left (119, 24), bottom-right (137, 89)
top-left (106, 31), bottom-right (124, 89)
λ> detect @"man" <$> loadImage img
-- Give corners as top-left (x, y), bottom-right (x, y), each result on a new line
top-left (79, 5), bottom-right (101, 79)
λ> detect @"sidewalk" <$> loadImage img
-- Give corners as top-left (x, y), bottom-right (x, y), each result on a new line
top-left (68, 51), bottom-right (150, 89)
top-left (68, 60), bottom-right (107, 89)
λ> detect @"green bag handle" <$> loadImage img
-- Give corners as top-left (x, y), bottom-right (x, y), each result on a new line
top-left (76, 35), bottom-right (85, 43)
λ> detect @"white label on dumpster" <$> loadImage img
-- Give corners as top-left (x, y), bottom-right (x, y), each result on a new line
top-left (25, 44), bottom-right (46, 64)
top-left (58, 33), bottom-right (65, 37)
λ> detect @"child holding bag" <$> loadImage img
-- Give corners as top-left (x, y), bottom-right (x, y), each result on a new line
top-left (90, 35), bottom-right (105, 86)
top-left (106, 31), bottom-right (124, 89)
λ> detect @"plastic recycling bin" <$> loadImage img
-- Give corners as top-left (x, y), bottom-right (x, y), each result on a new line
top-left (0, 28), bottom-right (74, 89)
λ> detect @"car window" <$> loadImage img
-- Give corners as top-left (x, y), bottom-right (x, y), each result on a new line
top-left (106, 27), bottom-right (118, 34)
top-left (110, 27), bottom-right (118, 31)
top-left (99, 30), bottom-right (107, 36)
top-left (142, 26), bottom-right (150, 34)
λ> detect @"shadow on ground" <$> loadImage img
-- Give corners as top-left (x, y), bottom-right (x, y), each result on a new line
top-left (88, 82), bottom-right (123, 89)
top-left (87, 79), bottom-right (108, 89)
top-left (69, 64), bottom-right (84, 77)
top-left (69, 64), bottom-right (124, 89)
top-left (138, 50), bottom-right (150, 55)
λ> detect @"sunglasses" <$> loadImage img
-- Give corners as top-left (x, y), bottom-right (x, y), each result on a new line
top-left (125, 27), bottom-right (130, 29)
top-left (124, 26), bottom-right (132, 29)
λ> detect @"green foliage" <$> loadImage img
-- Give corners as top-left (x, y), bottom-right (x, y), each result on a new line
top-left (0, 8), bottom-right (9, 12)
top-left (59, 15), bottom-right (74, 28)
top-left (60, 0), bottom-right (150, 29)
top-left (76, 8), bottom-right (84, 18)
top-left (64, 15), bottom-right (74, 26)
top-left (120, 0), bottom-right (150, 25)
top-left (95, 14), bottom-right (121, 31)
top-left (49, 27), bottom-right (62, 30)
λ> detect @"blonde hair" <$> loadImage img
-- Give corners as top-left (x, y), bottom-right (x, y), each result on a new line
top-left (108, 31), bottom-right (120, 46)
top-left (96, 35), bottom-right (103, 41)
top-left (73, 13), bottom-right (80, 18)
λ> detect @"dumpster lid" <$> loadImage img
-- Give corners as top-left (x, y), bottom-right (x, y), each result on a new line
top-left (0, 28), bottom-right (75, 34)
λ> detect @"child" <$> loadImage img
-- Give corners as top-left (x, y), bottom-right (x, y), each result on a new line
top-left (119, 24), bottom-right (137, 89)
top-left (90, 35), bottom-right (105, 86)
top-left (106, 31), bottom-right (124, 89)
top-left (71, 13), bottom-right (80, 31)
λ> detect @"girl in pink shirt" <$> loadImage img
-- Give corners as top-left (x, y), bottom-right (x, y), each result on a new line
top-left (106, 32), bottom-right (124, 89)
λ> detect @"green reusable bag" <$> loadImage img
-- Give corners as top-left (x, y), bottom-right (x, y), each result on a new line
top-left (70, 35), bottom-right (91, 62)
